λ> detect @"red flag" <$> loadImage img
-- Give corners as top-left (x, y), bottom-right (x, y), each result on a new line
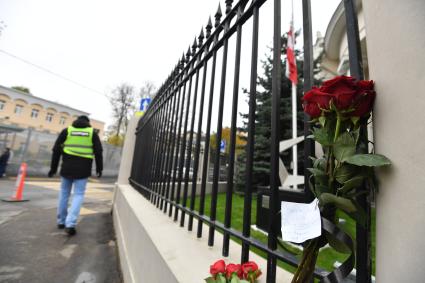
top-left (285, 26), bottom-right (298, 84)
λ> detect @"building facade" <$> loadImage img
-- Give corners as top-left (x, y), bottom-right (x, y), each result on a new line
top-left (0, 85), bottom-right (104, 138)
top-left (320, 0), bottom-right (368, 79)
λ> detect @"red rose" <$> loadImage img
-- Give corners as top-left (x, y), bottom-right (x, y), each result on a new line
top-left (320, 75), bottom-right (357, 94)
top-left (242, 261), bottom-right (262, 282)
top-left (351, 80), bottom-right (375, 117)
top-left (226, 263), bottom-right (242, 279)
top-left (210, 260), bottom-right (226, 277)
top-left (357, 79), bottom-right (374, 91)
top-left (333, 90), bottom-right (359, 110)
top-left (305, 76), bottom-right (375, 118)
top-left (320, 76), bottom-right (358, 111)
top-left (302, 87), bottom-right (333, 118)
top-left (242, 261), bottom-right (258, 274)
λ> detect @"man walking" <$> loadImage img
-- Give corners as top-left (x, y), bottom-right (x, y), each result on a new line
top-left (48, 115), bottom-right (103, 236)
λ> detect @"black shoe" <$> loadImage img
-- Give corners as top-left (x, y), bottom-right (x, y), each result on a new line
top-left (57, 224), bottom-right (65, 229)
top-left (65, 227), bottom-right (76, 236)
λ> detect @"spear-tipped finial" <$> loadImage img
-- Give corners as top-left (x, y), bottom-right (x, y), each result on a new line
top-left (214, 3), bottom-right (222, 27)
top-left (236, 5), bottom-right (243, 18)
top-left (198, 27), bottom-right (205, 46)
top-left (186, 46), bottom-right (191, 60)
top-left (206, 17), bottom-right (213, 38)
top-left (192, 37), bottom-right (198, 54)
top-left (181, 53), bottom-right (186, 65)
top-left (225, 0), bottom-right (233, 14)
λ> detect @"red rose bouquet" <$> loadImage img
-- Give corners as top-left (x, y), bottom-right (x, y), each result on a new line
top-left (291, 76), bottom-right (391, 282)
top-left (206, 260), bottom-right (262, 283)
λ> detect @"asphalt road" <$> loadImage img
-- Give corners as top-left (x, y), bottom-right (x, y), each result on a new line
top-left (0, 178), bottom-right (122, 283)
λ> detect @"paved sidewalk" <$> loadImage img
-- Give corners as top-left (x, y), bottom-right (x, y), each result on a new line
top-left (0, 178), bottom-right (122, 283)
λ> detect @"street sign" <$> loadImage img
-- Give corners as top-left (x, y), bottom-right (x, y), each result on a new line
top-left (220, 140), bottom-right (226, 153)
top-left (140, 97), bottom-right (152, 112)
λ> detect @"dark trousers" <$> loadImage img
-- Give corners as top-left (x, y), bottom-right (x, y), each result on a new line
top-left (0, 163), bottom-right (6, 177)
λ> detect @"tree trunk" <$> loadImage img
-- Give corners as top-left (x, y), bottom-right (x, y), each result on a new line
top-left (116, 117), bottom-right (123, 136)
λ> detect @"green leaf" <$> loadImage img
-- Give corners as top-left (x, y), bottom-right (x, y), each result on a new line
top-left (230, 276), bottom-right (240, 283)
top-left (329, 100), bottom-right (337, 112)
top-left (334, 164), bottom-right (358, 184)
top-left (312, 127), bottom-right (333, 146)
top-left (345, 154), bottom-right (391, 167)
top-left (352, 128), bottom-right (360, 145)
top-left (337, 176), bottom-right (364, 195)
top-left (315, 184), bottom-right (332, 195)
top-left (308, 167), bottom-right (328, 187)
top-left (307, 167), bottom-right (326, 176)
top-left (346, 190), bottom-right (369, 198)
top-left (319, 116), bottom-right (326, 127)
top-left (216, 274), bottom-right (227, 283)
top-left (313, 158), bottom-right (327, 171)
top-left (333, 132), bottom-right (356, 162)
top-left (325, 231), bottom-right (351, 254)
top-left (351, 116), bottom-right (360, 126)
top-left (240, 281), bottom-right (250, 283)
top-left (205, 277), bottom-right (216, 283)
top-left (319, 193), bottom-right (357, 213)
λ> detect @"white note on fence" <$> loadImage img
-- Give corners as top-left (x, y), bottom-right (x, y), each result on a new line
top-left (281, 198), bottom-right (321, 243)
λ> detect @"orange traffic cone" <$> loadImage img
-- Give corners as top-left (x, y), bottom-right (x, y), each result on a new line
top-left (2, 162), bottom-right (29, 202)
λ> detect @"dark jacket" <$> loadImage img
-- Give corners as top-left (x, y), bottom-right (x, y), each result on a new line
top-left (49, 118), bottom-right (103, 179)
top-left (0, 150), bottom-right (10, 165)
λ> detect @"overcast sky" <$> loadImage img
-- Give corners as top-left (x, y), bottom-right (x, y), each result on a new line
top-left (0, 0), bottom-right (340, 128)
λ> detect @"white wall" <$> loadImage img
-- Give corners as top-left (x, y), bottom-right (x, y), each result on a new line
top-left (113, 114), bottom-right (293, 283)
top-left (117, 116), bottom-right (139, 185)
top-left (363, 0), bottom-right (425, 281)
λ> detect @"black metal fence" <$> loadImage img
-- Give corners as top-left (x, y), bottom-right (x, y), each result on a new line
top-left (129, 0), bottom-right (370, 282)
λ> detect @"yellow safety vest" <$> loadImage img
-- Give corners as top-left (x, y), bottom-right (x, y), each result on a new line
top-left (63, 126), bottom-right (94, 159)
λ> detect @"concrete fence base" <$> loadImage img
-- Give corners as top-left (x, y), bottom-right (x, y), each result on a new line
top-left (113, 184), bottom-right (293, 283)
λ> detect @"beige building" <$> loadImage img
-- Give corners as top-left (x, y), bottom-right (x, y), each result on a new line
top-left (0, 85), bottom-right (104, 138)
top-left (319, 0), bottom-right (368, 79)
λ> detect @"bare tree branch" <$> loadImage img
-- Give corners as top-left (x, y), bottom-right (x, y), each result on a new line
top-left (139, 81), bottom-right (157, 99)
top-left (108, 83), bottom-right (136, 137)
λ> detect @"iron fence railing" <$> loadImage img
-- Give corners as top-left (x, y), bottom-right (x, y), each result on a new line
top-left (129, 0), bottom-right (370, 282)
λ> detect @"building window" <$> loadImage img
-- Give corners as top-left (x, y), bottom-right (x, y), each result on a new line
top-left (31, 109), bottom-right (39, 118)
top-left (59, 116), bottom-right (66, 125)
top-left (0, 100), bottom-right (5, 111)
top-left (15, 105), bottom-right (23, 115)
top-left (46, 113), bottom-right (54, 122)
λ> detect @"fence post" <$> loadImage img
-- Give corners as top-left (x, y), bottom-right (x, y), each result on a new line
top-left (343, 0), bottom-right (371, 282)
top-left (267, 0), bottom-right (281, 282)
top-left (19, 129), bottom-right (32, 170)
